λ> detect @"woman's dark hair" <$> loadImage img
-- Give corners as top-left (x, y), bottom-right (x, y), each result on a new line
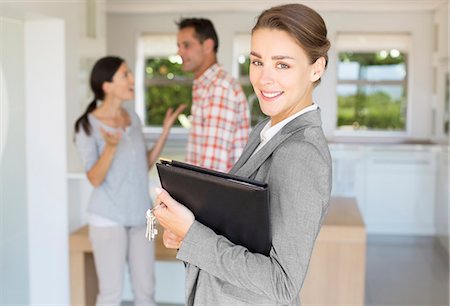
top-left (74, 56), bottom-right (125, 135)
top-left (176, 18), bottom-right (219, 53)
top-left (252, 4), bottom-right (330, 87)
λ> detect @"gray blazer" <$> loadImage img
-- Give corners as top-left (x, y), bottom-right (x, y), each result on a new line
top-left (176, 109), bottom-right (332, 305)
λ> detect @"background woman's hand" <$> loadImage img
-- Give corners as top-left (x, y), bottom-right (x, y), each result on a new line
top-left (162, 104), bottom-right (187, 130)
top-left (100, 128), bottom-right (122, 147)
top-left (153, 187), bottom-right (194, 239)
top-left (86, 128), bottom-right (122, 187)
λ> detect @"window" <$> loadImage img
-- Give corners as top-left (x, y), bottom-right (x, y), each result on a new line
top-left (144, 57), bottom-right (192, 126)
top-left (336, 33), bottom-right (410, 133)
top-left (234, 34), bottom-right (267, 126)
top-left (135, 34), bottom-right (192, 129)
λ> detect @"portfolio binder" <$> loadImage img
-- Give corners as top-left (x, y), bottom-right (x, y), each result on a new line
top-left (156, 159), bottom-right (271, 256)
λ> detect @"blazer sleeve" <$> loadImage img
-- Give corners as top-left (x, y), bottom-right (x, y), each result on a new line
top-left (176, 139), bottom-right (332, 304)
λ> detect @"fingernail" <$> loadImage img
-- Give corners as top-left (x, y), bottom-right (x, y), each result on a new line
top-left (155, 187), bottom-right (162, 195)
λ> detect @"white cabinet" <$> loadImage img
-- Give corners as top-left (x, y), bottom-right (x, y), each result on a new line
top-left (330, 144), bottom-right (439, 235)
top-left (363, 147), bottom-right (437, 234)
top-left (330, 145), bottom-right (366, 215)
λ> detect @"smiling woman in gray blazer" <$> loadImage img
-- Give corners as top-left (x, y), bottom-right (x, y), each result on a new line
top-left (154, 3), bottom-right (332, 305)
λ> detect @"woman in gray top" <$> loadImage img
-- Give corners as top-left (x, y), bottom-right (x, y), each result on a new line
top-left (74, 56), bottom-right (184, 306)
top-left (153, 4), bottom-right (332, 306)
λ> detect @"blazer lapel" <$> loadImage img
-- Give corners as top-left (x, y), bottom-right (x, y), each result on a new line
top-left (229, 118), bottom-right (268, 174)
top-left (232, 109), bottom-right (323, 178)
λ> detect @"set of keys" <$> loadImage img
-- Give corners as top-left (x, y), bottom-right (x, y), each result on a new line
top-left (145, 204), bottom-right (162, 241)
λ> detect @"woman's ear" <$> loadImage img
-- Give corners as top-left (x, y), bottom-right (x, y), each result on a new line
top-left (310, 57), bottom-right (326, 82)
top-left (102, 81), bottom-right (111, 94)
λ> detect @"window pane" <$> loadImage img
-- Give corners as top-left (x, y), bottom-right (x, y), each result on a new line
top-left (238, 56), bottom-right (250, 77)
top-left (146, 56), bottom-right (189, 80)
top-left (337, 84), bottom-right (406, 130)
top-left (338, 52), bottom-right (406, 81)
top-left (145, 57), bottom-right (192, 126)
top-left (337, 51), bottom-right (407, 131)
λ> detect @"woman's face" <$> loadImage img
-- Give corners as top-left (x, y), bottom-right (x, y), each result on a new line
top-left (107, 62), bottom-right (135, 101)
top-left (249, 28), bottom-right (318, 125)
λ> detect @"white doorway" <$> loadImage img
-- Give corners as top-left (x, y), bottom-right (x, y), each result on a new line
top-left (0, 14), bottom-right (69, 305)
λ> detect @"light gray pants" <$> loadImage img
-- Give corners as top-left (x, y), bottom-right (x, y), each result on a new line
top-left (89, 225), bottom-right (156, 306)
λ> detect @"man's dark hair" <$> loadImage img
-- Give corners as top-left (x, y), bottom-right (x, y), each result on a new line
top-left (176, 18), bottom-right (219, 53)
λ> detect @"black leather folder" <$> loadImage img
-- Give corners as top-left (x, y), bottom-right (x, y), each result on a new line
top-left (156, 159), bottom-right (271, 256)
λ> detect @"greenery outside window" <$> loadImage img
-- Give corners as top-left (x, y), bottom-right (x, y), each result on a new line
top-left (336, 33), bottom-right (410, 133)
top-left (135, 34), bottom-right (191, 130)
top-left (144, 56), bottom-right (192, 126)
top-left (337, 51), bottom-right (407, 131)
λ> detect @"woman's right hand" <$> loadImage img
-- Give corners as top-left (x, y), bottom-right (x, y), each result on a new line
top-left (86, 128), bottom-right (122, 187)
top-left (162, 229), bottom-right (183, 249)
top-left (100, 128), bottom-right (122, 148)
top-left (153, 187), bottom-right (195, 239)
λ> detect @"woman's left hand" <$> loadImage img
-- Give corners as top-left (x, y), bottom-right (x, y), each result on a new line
top-left (153, 187), bottom-right (195, 240)
top-left (162, 104), bottom-right (187, 130)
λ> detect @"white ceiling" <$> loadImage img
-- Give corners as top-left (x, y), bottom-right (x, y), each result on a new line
top-left (106, 0), bottom-right (449, 14)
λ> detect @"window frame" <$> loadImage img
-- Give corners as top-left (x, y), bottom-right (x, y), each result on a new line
top-left (135, 33), bottom-right (189, 137)
top-left (333, 33), bottom-right (413, 138)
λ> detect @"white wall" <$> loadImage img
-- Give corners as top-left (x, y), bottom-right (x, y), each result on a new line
top-left (0, 14), bottom-right (29, 305)
top-left (107, 10), bottom-right (435, 141)
top-left (0, 13), bottom-right (69, 305)
top-left (0, 1), bottom-right (107, 304)
top-left (0, 1), bottom-right (107, 172)
top-left (25, 18), bottom-right (68, 305)
top-left (433, 1), bottom-right (449, 253)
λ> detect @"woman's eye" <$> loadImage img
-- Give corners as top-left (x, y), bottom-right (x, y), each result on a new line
top-left (251, 60), bottom-right (263, 66)
top-left (276, 63), bottom-right (289, 69)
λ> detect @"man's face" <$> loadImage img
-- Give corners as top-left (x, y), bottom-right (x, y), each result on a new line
top-left (177, 27), bottom-right (208, 76)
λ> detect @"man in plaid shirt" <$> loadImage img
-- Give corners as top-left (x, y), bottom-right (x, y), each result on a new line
top-left (177, 18), bottom-right (250, 172)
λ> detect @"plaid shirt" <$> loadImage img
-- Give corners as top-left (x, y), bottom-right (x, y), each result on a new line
top-left (186, 64), bottom-right (250, 172)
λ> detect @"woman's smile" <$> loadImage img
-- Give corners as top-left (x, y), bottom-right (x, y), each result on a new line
top-left (260, 90), bottom-right (284, 101)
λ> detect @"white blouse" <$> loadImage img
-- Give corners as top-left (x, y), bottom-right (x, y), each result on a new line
top-left (251, 104), bottom-right (319, 157)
